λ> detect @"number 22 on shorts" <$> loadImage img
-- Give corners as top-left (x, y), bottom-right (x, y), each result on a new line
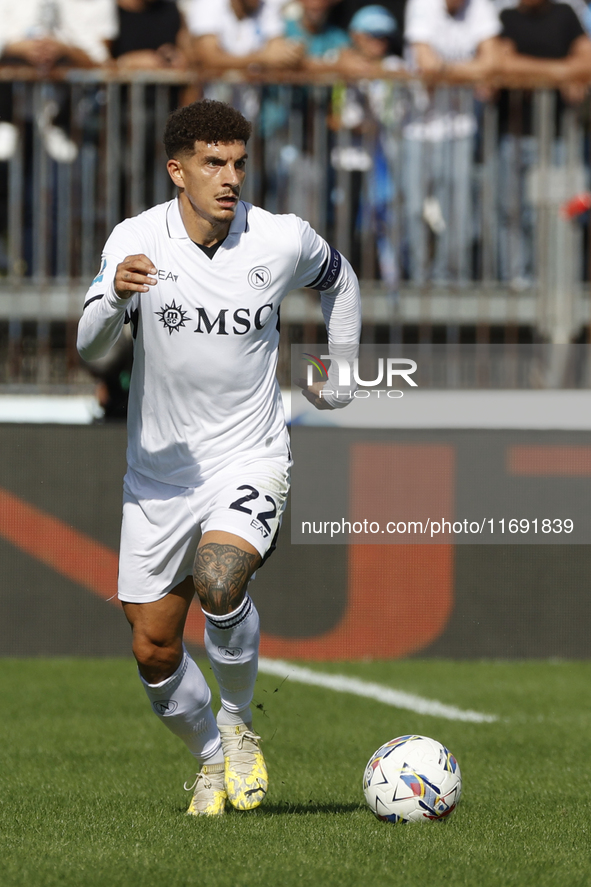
top-left (229, 484), bottom-right (277, 538)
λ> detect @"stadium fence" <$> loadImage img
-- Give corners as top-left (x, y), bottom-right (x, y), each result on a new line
top-left (1, 72), bottom-right (591, 390)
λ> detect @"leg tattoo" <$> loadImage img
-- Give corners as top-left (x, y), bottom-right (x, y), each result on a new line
top-left (193, 543), bottom-right (261, 615)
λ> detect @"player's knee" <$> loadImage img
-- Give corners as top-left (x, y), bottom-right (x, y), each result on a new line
top-left (132, 633), bottom-right (182, 683)
top-left (194, 581), bottom-right (248, 616)
top-left (193, 541), bottom-right (260, 616)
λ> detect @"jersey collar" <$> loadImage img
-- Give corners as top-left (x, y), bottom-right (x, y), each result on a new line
top-left (228, 200), bottom-right (249, 238)
top-left (166, 197), bottom-right (248, 242)
top-left (166, 198), bottom-right (187, 239)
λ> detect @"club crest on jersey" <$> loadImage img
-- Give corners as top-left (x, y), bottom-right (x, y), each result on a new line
top-left (155, 300), bottom-right (189, 334)
top-left (248, 266), bottom-right (272, 290)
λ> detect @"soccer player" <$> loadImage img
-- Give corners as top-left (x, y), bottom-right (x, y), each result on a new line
top-left (77, 100), bottom-right (361, 816)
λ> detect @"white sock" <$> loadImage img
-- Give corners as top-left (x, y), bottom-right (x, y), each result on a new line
top-left (216, 705), bottom-right (252, 728)
top-left (140, 648), bottom-right (223, 764)
top-left (203, 594), bottom-right (259, 724)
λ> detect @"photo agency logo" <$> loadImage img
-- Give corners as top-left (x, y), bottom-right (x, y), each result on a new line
top-left (303, 353), bottom-right (418, 400)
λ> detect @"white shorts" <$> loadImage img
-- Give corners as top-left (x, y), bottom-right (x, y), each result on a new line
top-left (118, 457), bottom-right (290, 603)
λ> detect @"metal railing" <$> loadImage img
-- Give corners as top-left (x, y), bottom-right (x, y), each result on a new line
top-left (1, 71), bottom-right (590, 389)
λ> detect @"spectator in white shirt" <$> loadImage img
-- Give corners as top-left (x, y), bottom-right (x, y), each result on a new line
top-left (188, 0), bottom-right (304, 69)
top-left (0, 0), bottom-right (116, 161)
top-left (405, 0), bottom-right (501, 78)
top-left (0, 0), bottom-right (116, 69)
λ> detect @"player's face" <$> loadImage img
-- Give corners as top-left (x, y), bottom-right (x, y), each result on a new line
top-left (167, 140), bottom-right (248, 227)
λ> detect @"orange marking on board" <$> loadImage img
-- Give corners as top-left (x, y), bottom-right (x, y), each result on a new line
top-left (0, 443), bottom-right (456, 661)
top-left (0, 486), bottom-right (119, 601)
top-left (255, 444), bottom-right (456, 660)
top-left (508, 445), bottom-right (591, 476)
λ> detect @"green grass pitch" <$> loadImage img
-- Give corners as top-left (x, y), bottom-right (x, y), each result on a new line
top-left (0, 658), bottom-right (590, 887)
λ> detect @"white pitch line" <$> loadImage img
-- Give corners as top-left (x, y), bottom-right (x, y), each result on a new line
top-left (258, 658), bottom-right (497, 724)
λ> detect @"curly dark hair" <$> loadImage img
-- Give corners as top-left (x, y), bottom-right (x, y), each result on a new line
top-left (163, 100), bottom-right (252, 159)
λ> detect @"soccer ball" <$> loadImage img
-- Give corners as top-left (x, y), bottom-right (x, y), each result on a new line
top-left (363, 734), bottom-right (462, 823)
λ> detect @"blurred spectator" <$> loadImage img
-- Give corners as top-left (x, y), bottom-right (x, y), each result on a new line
top-left (329, 0), bottom-right (406, 56)
top-left (496, 0), bottom-right (591, 287)
top-left (188, 0), bottom-right (304, 70)
top-left (284, 0), bottom-right (403, 75)
top-left (111, 0), bottom-right (189, 70)
top-left (405, 0), bottom-right (500, 80)
top-left (498, 0), bottom-right (591, 92)
top-left (0, 0), bottom-right (116, 162)
top-left (283, 0), bottom-right (350, 65)
top-left (0, 0), bottom-right (116, 70)
top-left (402, 0), bottom-right (501, 284)
top-left (340, 3), bottom-right (403, 71)
top-left (495, 0), bottom-right (589, 29)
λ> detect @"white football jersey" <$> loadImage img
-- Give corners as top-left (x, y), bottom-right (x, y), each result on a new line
top-left (78, 199), bottom-right (361, 486)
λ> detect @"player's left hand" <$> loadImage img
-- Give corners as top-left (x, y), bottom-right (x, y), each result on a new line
top-left (295, 378), bottom-right (334, 411)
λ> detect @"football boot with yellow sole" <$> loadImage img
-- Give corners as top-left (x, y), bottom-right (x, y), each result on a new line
top-left (185, 762), bottom-right (226, 816)
top-left (219, 724), bottom-right (268, 810)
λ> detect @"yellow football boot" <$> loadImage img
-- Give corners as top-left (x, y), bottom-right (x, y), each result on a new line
top-left (185, 763), bottom-right (227, 816)
top-left (219, 724), bottom-right (268, 810)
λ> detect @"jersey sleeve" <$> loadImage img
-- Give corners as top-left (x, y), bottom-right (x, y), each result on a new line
top-left (291, 217), bottom-right (361, 341)
top-left (77, 220), bottom-right (143, 362)
top-left (290, 217), bottom-right (331, 290)
top-left (293, 217), bottom-right (362, 409)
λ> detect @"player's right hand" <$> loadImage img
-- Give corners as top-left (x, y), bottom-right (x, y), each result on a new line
top-left (114, 254), bottom-right (158, 299)
top-left (295, 378), bottom-right (335, 411)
